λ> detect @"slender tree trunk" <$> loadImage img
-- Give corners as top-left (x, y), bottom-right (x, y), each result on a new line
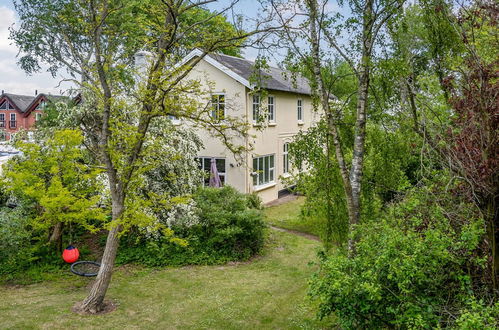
top-left (347, 0), bottom-right (373, 253)
top-left (77, 199), bottom-right (124, 313)
top-left (49, 222), bottom-right (64, 252)
top-left (306, 0), bottom-right (356, 243)
top-left (485, 196), bottom-right (499, 290)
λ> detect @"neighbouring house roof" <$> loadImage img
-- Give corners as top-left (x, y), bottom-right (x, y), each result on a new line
top-left (181, 49), bottom-right (313, 96)
top-left (0, 92), bottom-right (68, 115)
top-left (2, 93), bottom-right (36, 112)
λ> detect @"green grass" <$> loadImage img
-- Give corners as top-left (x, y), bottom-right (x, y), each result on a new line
top-left (264, 197), bottom-right (323, 238)
top-left (0, 230), bottom-right (327, 329)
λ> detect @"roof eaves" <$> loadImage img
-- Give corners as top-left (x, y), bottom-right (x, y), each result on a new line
top-left (178, 49), bottom-right (252, 89)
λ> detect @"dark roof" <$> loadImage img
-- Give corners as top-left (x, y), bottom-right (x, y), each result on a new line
top-left (2, 93), bottom-right (36, 112)
top-left (207, 53), bottom-right (312, 95)
top-left (0, 92), bottom-right (67, 113)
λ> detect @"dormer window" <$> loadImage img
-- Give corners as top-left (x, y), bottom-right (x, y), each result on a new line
top-left (0, 101), bottom-right (14, 110)
top-left (37, 101), bottom-right (47, 110)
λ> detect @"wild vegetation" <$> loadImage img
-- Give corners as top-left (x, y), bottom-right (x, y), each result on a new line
top-left (0, 0), bottom-right (497, 327)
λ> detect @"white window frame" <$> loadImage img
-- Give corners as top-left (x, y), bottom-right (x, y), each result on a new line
top-left (297, 99), bottom-right (303, 123)
top-left (0, 113), bottom-right (4, 128)
top-left (35, 113), bottom-right (42, 121)
top-left (211, 94), bottom-right (226, 121)
top-left (9, 113), bottom-right (16, 128)
top-left (252, 94), bottom-right (260, 124)
top-left (267, 95), bottom-right (275, 123)
top-left (252, 154), bottom-right (275, 187)
top-left (198, 157), bottom-right (227, 186)
top-left (283, 142), bottom-right (290, 174)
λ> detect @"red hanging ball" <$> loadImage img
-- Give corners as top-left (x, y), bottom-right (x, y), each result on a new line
top-left (62, 245), bottom-right (80, 263)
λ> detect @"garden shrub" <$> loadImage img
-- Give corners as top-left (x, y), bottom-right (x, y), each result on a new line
top-left (309, 184), bottom-right (490, 329)
top-left (0, 207), bottom-right (65, 283)
top-left (117, 186), bottom-right (266, 266)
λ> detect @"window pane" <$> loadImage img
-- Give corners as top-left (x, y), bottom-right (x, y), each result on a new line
top-left (258, 157), bottom-right (265, 184)
top-left (270, 168), bottom-right (274, 181)
top-left (270, 155), bottom-right (274, 168)
top-left (216, 158), bottom-right (225, 173)
top-left (264, 157), bottom-right (269, 183)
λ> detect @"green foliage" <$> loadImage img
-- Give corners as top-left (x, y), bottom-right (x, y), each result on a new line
top-left (309, 180), bottom-right (488, 328)
top-left (117, 186), bottom-right (266, 266)
top-left (0, 207), bottom-right (34, 276)
top-left (2, 130), bottom-right (106, 232)
top-left (455, 299), bottom-right (499, 330)
top-left (289, 114), bottom-right (417, 247)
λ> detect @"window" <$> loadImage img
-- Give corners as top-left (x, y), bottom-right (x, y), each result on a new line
top-left (267, 96), bottom-right (275, 122)
top-left (252, 154), bottom-right (275, 186)
top-left (167, 114), bottom-right (180, 124)
top-left (0, 114), bottom-right (4, 128)
top-left (0, 101), bottom-right (14, 110)
top-left (198, 157), bottom-right (226, 186)
top-left (211, 94), bottom-right (225, 121)
top-left (297, 99), bottom-right (303, 121)
top-left (35, 113), bottom-right (42, 121)
top-left (252, 94), bottom-right (260, 123)
top-left (283, 143), bottom-right (289, 174)
top-left (0, 131), bottom-right (9, 141)
top-left (36, 101), bottom-right (46, 110)
top-left (9, 113), bottom-right (16, 128)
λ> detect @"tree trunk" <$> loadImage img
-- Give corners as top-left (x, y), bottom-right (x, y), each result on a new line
top-left (49, 222), bottom-right (64, 252)
top-left (306, 0), bottom-right (356, 247)
top-left (347, 0), bottom-right (373, 254)
top-left (485, 196), bottom-right (499, 290)
top-left (76, 200), bottom-right (123, 314)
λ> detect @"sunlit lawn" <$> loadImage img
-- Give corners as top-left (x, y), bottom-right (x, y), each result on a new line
top-left (0, 229), bottom-right (325, 329)
top-left (264, 196), bottom-right (322, 238)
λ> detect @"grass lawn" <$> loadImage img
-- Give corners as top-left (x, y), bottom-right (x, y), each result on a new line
top-left (264, 196), bottom-right (322, 238)
top-left (0, 230), bottom-right (326, 329)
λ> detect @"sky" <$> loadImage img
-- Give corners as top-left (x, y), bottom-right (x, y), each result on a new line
top-left (0, 0), bottom-right (71, 95)
top-left (0, 0), bottom-right (344, 96)
top-left (0, 0), bottom-right (264, 96)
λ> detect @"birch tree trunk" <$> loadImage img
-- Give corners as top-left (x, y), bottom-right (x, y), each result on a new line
top-left (349, 0), bottom-right (373, 229)
top-left (306, 0), bottom-right (374, 253)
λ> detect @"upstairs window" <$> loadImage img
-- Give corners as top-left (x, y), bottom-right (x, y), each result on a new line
top-left (283, 143), bottom-right (289, 174)
top-left (252, 154), bottom-right (275, 186)
top-left (267, 96), bottom-right (275, 122)
top-left (0, 101), bottom-right (14, 110)
top-left (252, 94), bottom-right (260, 123)
top-left (211, 94), bottom-right (225, 121)
top-left (35, 113), bottom-right (42, 121)
top-left (36, 101), bottom-right (47, 110)
top-left (297, 99), bottom-right (303, 121)
top-left (9, 113), bottom-right (16, 128)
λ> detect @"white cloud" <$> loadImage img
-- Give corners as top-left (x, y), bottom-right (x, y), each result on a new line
top-left (0, 6), bottom-right (70, 95)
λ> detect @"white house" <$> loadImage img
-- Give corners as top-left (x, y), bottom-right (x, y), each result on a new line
top-left (174, 50), bottom-right (320, 203)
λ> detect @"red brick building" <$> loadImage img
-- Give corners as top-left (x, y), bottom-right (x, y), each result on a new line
top-left (0, 92), bottom-right (64, 140)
